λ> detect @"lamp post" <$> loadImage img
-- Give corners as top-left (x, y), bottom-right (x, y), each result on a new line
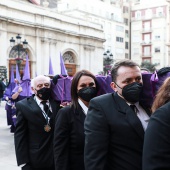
top-left (103, 50), bottom-right (114, 75)
top-left (10, 34), bottom-right (28, 74)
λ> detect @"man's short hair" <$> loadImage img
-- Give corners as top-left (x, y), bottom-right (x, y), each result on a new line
top-left (111, 59), bottom-right (140, 82)
top-left (33, 75), bottom-right (51, 88)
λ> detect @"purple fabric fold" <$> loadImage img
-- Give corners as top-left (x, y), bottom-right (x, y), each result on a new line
top-left (150, 71), bottom-right (158, 82)
top-left (49, 57), bottom-right (54, 75)
top-left (13, 58), bottom-right (32, 97)
top-left (60, 53), bottom-right (68, 75)
top-left (51, 76), bottom-right (72, 102)
top-left (51, 78), bottom-right (65, 101)
top-left (10, 66), bottom-right (15, 83)
top-left (13, 117), bottom-right (17, 126)
top-left (3, 66), bottom-right (15, 99)
top-left (96, 75), bottom-right (114, 96)
top-left (140, 71), bottom-right (170, 108)
top-left (22, 55), bottom-right (30, 80)
top-left (12, 80), bottom-right (33, 97)
top-left (64, 77), bottom-right (72, 101)
top-left (3, 83), bottom-right (16, 99)
top-left (51, 75), bottom-right (115, 102)
top-left (15, 64), bottom-right (20, 83)
top-left (151, 71), bottom-right (170, 97)
top-left (140, 73), bottom-right (154, 108)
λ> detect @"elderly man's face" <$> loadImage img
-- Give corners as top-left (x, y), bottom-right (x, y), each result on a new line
top-left (32, 76), bottom-right (50, 94)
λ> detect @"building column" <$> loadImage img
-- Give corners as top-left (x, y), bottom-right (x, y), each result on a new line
top-left (41, 38), bottom-right (50, 75)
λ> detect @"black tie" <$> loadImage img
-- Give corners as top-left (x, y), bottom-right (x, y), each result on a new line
top-left (130, 105), bottom-right (138, 114)
top-left (41, 101), bottom-right (51, 115)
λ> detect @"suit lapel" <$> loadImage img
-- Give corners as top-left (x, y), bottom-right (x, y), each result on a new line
top-left (113, 93), bottom-right (144, 140)
top-left (49, 99), bottom-right (56, 117)
top-left (74, 105), bottom-right (86, 124)
top-left (125, 107), bottom-right (144, 140)
top-left (28, 96), bottom-right (46, 123)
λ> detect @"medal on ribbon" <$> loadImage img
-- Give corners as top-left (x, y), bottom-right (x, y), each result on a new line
top-left (41, 101), bottom-right (52, 132)
top-left (44, 124), bottom-right (51, 132)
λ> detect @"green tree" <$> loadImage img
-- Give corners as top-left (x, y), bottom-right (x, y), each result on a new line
top-left (140, 61), bottom-right (158, 73)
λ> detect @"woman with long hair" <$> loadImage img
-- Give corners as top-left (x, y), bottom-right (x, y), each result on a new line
top-left (53, 70), bottom-right (98, 170)
top-left (143, 77), bottom-right (170, 170)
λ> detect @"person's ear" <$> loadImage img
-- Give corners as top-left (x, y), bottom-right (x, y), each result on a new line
top-left (31, 87), bottom-right (36, 93)
top-left (110, 82), bottom-right (117, 92)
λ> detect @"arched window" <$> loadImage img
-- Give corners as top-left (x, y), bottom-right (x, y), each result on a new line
top-left (9, 45), bottom-right (30, 78)
top-left (63, 52), bottom-right (75, 64)
top-left (9, 45), bottom-right (28, 59)
top-left (63, 51), bottom-right (76, 76)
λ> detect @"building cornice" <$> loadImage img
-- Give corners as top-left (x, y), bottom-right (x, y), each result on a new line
top-left (0, 0), bottom-right (105, 42)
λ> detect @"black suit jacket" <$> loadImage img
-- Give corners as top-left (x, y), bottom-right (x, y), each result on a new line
top-left (84, 92), bottom-right (151, 170)
top-left (0, 81), bottom-right (6, 98)
top-left (143, 101), bottom-right (170, 170)
top-left (14, 95), bottom-right (61, 169)
top-left (53, 104), bottom-right (86, 170)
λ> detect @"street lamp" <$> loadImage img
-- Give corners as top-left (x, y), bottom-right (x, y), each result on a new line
top-left (103, 50), bottom-right (114, 75)
top-left (10, 34), bottom-right (28, 74)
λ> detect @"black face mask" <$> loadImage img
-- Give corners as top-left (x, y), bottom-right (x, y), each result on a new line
top-left (77, 87), bottom-right (97, 102)
top-left (36, 87), bottom-right (51, 101)
top-left (117, 82), bottom-right (143, 103)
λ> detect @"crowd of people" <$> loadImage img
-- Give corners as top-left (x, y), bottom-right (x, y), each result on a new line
top-left (1, 59), bottom-right (170, 170)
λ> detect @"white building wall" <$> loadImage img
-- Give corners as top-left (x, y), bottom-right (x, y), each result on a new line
top-left (58, 0), bottom-right (125, 63)
top-left (0, 0), bottom-right (105, 78)
top-left (131, 0), bottom-right (170, 68)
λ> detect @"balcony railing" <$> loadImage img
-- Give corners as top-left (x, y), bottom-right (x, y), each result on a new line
top-left (141, 28), bottom-right (152, 33)
top-left (141, 53), bottom-right (152, 57)
top-left (140, 41), bottom-right (152, 45)
top-left (131, 13), bottom-right (166, 21)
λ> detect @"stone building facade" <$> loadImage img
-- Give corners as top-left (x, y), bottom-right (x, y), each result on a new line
top-left (0, 0), bottom-right (105, 79)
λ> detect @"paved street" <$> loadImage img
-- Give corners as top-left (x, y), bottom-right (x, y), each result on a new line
top-left (0, 101), bottom-right (20, 170)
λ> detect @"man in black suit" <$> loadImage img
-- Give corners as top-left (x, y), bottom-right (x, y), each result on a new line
top-left (14, 75), bottom-right (61, 170)
top-left (84, 59), bottom-right (151, 170)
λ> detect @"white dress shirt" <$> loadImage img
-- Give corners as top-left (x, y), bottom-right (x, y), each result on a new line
top-left (128, 102), bottom-right (150, 131)
top-left (78, 98), bottom-right (88, 115)
top-left (34, 96), bottom-right (52, 113)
